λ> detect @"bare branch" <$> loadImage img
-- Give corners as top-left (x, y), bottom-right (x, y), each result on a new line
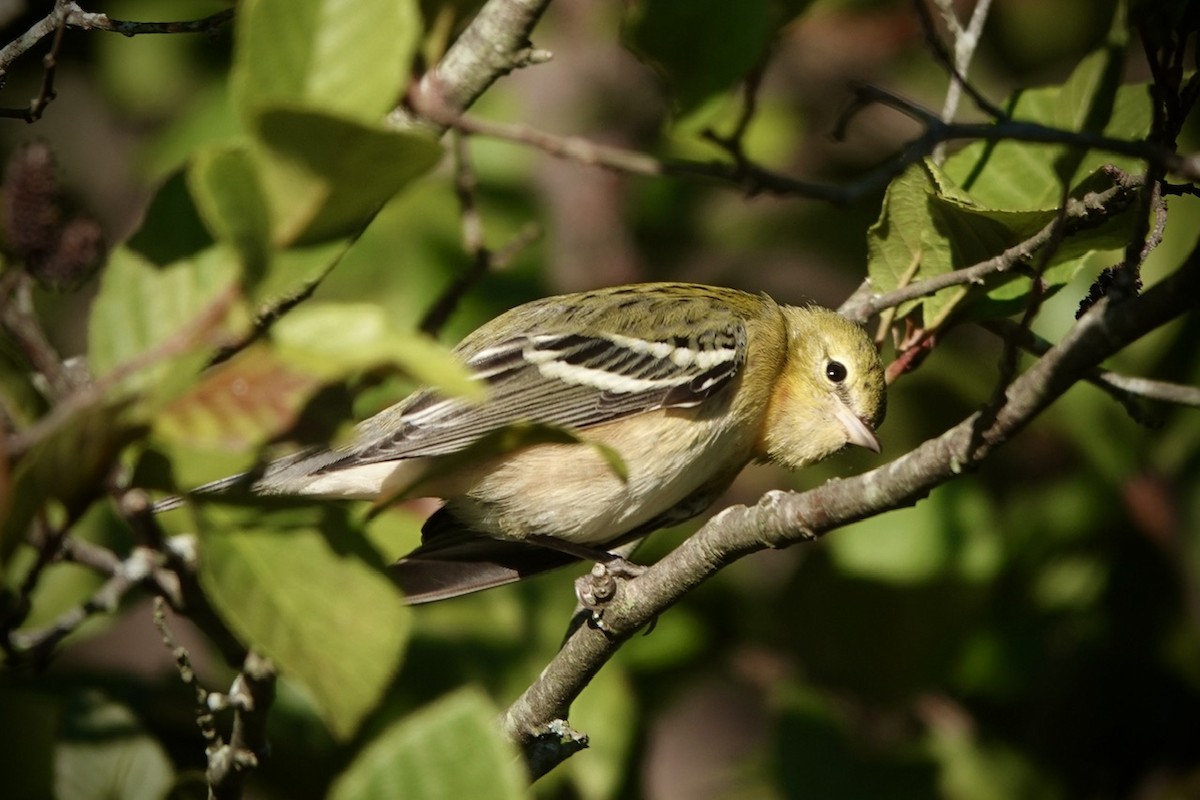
top-left (0, 0), bottom-right (233, 82)
top-left (395, 0), bottom-right (555, 132)
top-left (915, 0), bottom-right (1004, 125)
top-left (0, 271), bottom-right (75, 397)
top-left (64, 5), bottom-right (234, 36)
top-left (927, 0), bottom-right (997, 163)
top-left (7, 544), bottom-right (159, 666)
top-left (154, 598), bottom-right (222, 752)
top-left (983, 318), bottom-right (1200, 411)
top-left (0, 12), bottom-right (66, 122)
top-left (426, 86), bottom-right (1196, 210)
top-left (207, 651), bottom-right (276, 800)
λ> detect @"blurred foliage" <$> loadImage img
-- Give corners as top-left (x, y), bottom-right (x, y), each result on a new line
top-left (1, 0), bottom-right (1198, 798)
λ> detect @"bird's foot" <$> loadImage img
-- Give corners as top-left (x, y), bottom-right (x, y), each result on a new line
top-left (573, 556), bottom-right (645, 631)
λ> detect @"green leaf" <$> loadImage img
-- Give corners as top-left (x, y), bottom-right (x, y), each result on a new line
top-left (562, 665), bottom-right (636, 800)
top-left (943, 40), bottom-right (1150, 209)
top-left (198, 504), bottom-right (410, 740)
top-left (328, 688), bottom-right (527, 800)
top-left (868, 159), bottom-right (1141, 327)
top-left (624, 0), bottom-right (774, 115)
top-left (828, 482), bottom-right (1003, 585)
top-left (253, 107), bottom-right (444, 244)
top-left (125, 170), bottom-right (213, 266)
top-left (54, 692), bottom-right (174, 800)
top-left (867, 162), bottom-right (967, 325)
top-left (187, 143), bottom-right (272, 281)
top-left (232, 0), bottom-right (421, 124)
top-left (271, 302), bottom-right (481, 399)
top-left (87, 246), bottom-right (248, 395)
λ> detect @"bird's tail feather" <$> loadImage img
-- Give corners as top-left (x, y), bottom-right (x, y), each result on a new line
top-left (392, 536), bottom-right (582, 604)
top-left (150, 473), bottom-right (253, 514)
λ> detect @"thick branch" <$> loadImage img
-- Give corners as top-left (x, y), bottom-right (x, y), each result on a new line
top-left (396, 0), bottom-right (554, 132)
top-left (503, 245), bottom-right (1200, 775)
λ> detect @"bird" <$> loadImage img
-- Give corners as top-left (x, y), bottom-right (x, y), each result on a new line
top-left (157, 282), bottom-right (887, 603)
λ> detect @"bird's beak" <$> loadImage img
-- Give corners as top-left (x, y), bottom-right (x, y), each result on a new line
top-left (833, 399), bottom-right (881, 454)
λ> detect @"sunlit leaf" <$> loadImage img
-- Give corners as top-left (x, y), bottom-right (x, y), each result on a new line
top-left (868, 159), bottom-right (1141, 327)
top-left (232, 0), bottom-right (421, 124)
top-left (198, 504), bottom-right (409, 740)
top-left (253, 107), bottom-right (444, 245)
top-left (88, 245), bottom-right (248, 398)
top-left (943, 27), bottom-right (1150, 209)
top-left (271, 302), bottom-right (480, 399)
top-left (187, 144), bottom-right (272, 281)
top-left (327, 688), bottom-right (526, 800)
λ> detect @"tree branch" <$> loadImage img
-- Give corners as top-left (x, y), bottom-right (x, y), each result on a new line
top-left (426, 89), bottom-right (1197, 208)
top-left (395, 0), bottom-right (555, 132)
top-left (0, 0), bottom-right (233, 80)
top-left (207, 651), bottom-right (277, 800)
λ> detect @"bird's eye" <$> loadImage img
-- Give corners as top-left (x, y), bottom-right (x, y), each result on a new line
top-left (825, 360), bottom-right (847, 383)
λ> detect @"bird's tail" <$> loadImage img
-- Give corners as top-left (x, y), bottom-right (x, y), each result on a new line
top-left (392, 507), bottom-right (584, 603)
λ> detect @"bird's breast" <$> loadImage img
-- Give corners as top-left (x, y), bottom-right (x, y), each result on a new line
top-left (443, 406), bottom-right (756, 546)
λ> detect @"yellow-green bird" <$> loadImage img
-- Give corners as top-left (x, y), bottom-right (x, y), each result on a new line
top-left (160, 283), bottom-right (887, 602)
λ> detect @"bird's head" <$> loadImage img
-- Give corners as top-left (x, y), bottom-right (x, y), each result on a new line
top-left (757, 306), bottom-right (887, 471)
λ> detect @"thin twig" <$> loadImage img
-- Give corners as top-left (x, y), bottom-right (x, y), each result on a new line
top-left (420, 132), bottom-right (493, 336)
top-left (154, 598), bottom-right (221, 751)
top-left (929, 0), bottom-right (996, 163)
top-left (207, 239), bottom-right (360, 368)
top-left (913, 0), bottom-right (1005, 122)
top-left (983, 318), bottom-right (1200, 411)
top-left (428, 88), bottom-right (1195, 210)
top-left (701, 59), bottom-right (769, 167)
top-left (0, 515), bottom-right (67, 660)
top-left (8, 545), bottom-right (161, 666)
top-left (0, 270), bottom-right (75, 397)
top-left (0, 12), bottom-right (66, 121)
top-left (0, 1), bottom-right (233, 79)
top-left (207, 651), bottom-right (276, 800)
top-left (64, 6), bottom-right (234, 37)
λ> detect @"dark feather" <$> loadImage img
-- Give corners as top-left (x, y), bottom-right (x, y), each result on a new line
top-left (391, 508), bottom-right (583, 603)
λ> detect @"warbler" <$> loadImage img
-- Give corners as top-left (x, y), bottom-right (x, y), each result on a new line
top-left (161, 283), bottom-right (887, 602)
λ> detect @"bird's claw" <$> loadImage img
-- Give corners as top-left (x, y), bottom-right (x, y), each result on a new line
top-left (573, 557), bottom-right (645, 631)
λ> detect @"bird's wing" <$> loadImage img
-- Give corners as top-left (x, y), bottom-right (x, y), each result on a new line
top-left (310, 292), bottom-right (753, 472)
